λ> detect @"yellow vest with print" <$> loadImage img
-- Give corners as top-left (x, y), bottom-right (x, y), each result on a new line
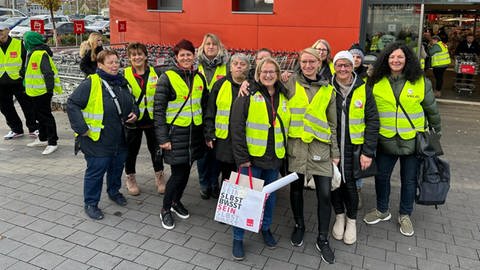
top-left (246, 91), bottom-right (290, 158)
top-left (413, 46), bottom-right (425, 69)
top-left (165, 70), bottom-right (204, 126)
top-left (328, 61), bottom-right (335, 75)
top-left (25, 50), bottom-right (62, 97)
top-left (80, 74), bottom-right (104, 141)
top-left (288, 82), bottom-right (333, 143)
top-left (431, 41), bottom-right (451, 67)
top-left (0, 38), bottom-right (22, 79)
top-left (198, 64), bottom-right (226, 90)
top-left (124, 66), bottom-right (158, 120)
top-left (349, 84), bottom-right (367, 144)
top-left (215, 80), bottom-right (233, 139)
top-left (373, 77), bottom-right (425, 140)
top-left (370, 36), bottom-right (379, 51)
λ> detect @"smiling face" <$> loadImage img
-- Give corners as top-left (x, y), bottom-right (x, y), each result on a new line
top-left (98, 54), bottom-right (120, 75)
top-left (203, 37), bottom-right (219, 59)
top-left (258, 62), bottom-right (278, 88)
top-left (314, 42), bottom-right (329, 62)
top-left (352, 54), bottom-right (362, 68)
top-left (299, 52), bottom-right (320, 79)
top-left (230, 58), bottom-right (249, 82)
top-left (128, 48), bottom-right (147, 70)
top-left (175, 49), bottom-right (194, 69)
top-left (334, 59), bottom-right (353, 83)
top-left (388, 48), bottom-right (406, 75)
top-left (0, 29), bottom-right (9, 43)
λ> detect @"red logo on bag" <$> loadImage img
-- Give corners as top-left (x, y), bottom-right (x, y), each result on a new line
top-left (246, 218), bottom-right (254, 227)
top-left (10, 52), bottom-right (17, 58)
top-left (31, 62), bottom-right (38, 70)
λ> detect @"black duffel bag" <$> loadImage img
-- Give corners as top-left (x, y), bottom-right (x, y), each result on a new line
top-left (416, 155), bottom-right (450, 207)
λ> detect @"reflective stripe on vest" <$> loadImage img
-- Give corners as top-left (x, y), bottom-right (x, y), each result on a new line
top-left (246, 92), bottom-right (290, 158)
top-left (124, 66), bottom-right (158, 120)
top-left (80, 74), bottom-right (104, 141)
top-left (328, 61), bottom-right (335, 75)
top-left (25, 50), bottom-right (62, 97)
top-left (373, 77), bottom-right (425, 140)
top-left (349, 84), bottom-right (367, 144)
top-left (215, 80), bottom-right (232, 139)
top-left (288, 82), bottom-right (333, 143)
top-left (198, 64), bottom-right (226, 90)
top-left (0, 38), bottom-right (22, 79)
top-left (431, 41), bottom-right (451, 67)
top-left (165, 70), bottom-right (204, 126)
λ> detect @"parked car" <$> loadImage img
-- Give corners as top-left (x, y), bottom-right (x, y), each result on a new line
top-left (84, 14), bottom-right (104, 22)
top-left (9, 15), bottom-right (69, 38)
top-left (0, 8), bottom-right (27, 21)
top-left (43, 22), bottom-right (74, 38)
top-left (0, 16), bottom-right (27, 30)
top-left (85, 20), bottom-right (109, 35)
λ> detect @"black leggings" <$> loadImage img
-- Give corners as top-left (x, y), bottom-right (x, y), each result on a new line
top-left (31, 93), bottom-right (57, 145)
top-left (290, 173), bottom-right (332, 236)
top-left (125, 126), bottom-right (163, 174)
top-left (331, 176), bottom-right (358, 219)
top-left (163, 163), bottom-right (191, 210)
top-left (432, 67), bottom-right (447, 91)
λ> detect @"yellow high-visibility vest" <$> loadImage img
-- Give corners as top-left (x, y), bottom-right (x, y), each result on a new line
top-left (198, 64), bottom-right (226, 90)
top-left (165, 70), bottom-right (204, 126)
top-left (431, 41), bottom-right (451, 67)
top-left (215, 80), bottom-right (232, 139)
top-left (25, 50), bottom-right (62, 97)
top-left (288, 82), bottom-right (333, 143)
top-left (80, 74), bottom-right (104, 141)
top-left (124, 66), bottom-right (158, 120)
top-left (349, 84), bottom-right (367, 144)
top-left (373, 77), bottom-right (426, 140)
top-left (0, 38), bottom-right (22, 80)
top-left (246, 91), bottom-right (290, 158)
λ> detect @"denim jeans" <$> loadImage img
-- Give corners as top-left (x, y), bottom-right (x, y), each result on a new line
top-left (232, 166), bottom-right (279, 240)
top-left (375, 152), bottom-right (419, 216)
top-left (197, 149), bottom-right (220, 190)
top-left (84, 151), bottom-right (128, 206)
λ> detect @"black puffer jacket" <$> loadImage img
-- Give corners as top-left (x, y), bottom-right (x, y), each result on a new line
top-left (333, 74), bottom-right (379, 181)
top-left (154, 66), bottom-right (208, 165)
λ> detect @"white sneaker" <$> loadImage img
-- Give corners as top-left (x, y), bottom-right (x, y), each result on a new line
top-left (42, 145), bottom-right (58, 155)
top-left (29, 130), bottom-right (39, 138)
top-left (4, 131), bottom-right (24, 140)
top-left (27, 138), bottom-right (48, 147)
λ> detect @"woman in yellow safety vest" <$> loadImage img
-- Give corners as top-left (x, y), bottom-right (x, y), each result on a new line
top-left (363, 42), bottom-right (441, 237)
top-left (154, 39), bottom-right (208, 231)
top-left (23, 31), bottom-right (62, 155)
top-left (230, 57), bottom-right (290, 261)
top-left (282, 48), bottom-right (339, 264)
top-left (123, 42), bottom-right (165, 196)
top-left (204, 53), bottom-right (250, 186)
top-left (429, 35), bottom-right (451, 97)
top-left (312, 39), bottom-right (335, 81)
top-left (66, 49), bottom-right (139, 220)
top-left (196, 33), bottom-right (229, 200)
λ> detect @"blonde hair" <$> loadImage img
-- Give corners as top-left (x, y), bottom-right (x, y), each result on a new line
top-left (299, 47), bottom-right (322, 73)
top-left (254, 57), bottom-right (281, 82)
top-left (311, 39), bottom-right (332, 62)
top-left (80, 32), bottom-right (103, 61)
top-left (197, 33), bottom-right (227, 59)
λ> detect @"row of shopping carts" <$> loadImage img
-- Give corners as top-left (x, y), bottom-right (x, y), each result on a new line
top-left (453, 53), bottom-right (478, 96)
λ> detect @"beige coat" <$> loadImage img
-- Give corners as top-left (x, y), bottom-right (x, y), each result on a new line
top-left (284, 73), bottom-right (340, 177)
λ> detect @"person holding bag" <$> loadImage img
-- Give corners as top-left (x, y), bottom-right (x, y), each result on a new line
top-left (363, 42), bottom-right (441, 237)
top-left (230, 57), bottom-right (290, 261)
top-left (154, 39), bottom-right (208, 230)
top-left (329, 51), bottom-right (379, 245)
top-left (123, 42), bottom-right (165, 196)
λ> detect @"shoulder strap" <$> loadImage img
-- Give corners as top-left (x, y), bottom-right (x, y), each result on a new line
top-left (101, 79), bottom-right (123, 117)
top-left (169, 73), bottom-right (194, 127)
top-left (263, 93), bottom-right (287, 148)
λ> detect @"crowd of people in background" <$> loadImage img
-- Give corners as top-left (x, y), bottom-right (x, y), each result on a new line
top-left (1, 28), bottom-right (449, 265)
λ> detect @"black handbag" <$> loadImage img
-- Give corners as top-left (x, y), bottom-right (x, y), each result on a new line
top-left (353, 146), bottom-right (377, 178)
top-left (416, 155), bottom-right (450, 207)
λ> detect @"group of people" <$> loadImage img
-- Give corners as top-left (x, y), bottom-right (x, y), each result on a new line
top-left (1, 28), bottom-right (442, 265)
top-left (0, 27), bottom-right (62, 155)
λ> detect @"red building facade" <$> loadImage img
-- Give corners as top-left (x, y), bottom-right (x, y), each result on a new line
top-left (110, 0), bottom-right (362, 53)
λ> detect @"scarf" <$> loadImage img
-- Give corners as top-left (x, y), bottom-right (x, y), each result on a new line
top-left (96, 68), bottom-right (125, 86)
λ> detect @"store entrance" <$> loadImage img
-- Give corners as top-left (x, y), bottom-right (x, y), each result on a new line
top-left (423, 4), bottom-right (480, 101)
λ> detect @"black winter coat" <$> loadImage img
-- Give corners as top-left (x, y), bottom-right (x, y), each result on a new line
top-left (80, 46), bottom-right (103, 76)
top-left (333, 74), bottom-right (379, 181)
top-left (153, 66), bottom-right (208, 165)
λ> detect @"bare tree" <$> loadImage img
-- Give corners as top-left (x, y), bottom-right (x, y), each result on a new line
top-left (31, 0), bottom-right (62, 47)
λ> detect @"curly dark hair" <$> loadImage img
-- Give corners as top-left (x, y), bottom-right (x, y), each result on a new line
top-left (367, 41), bottom-right (423, 87)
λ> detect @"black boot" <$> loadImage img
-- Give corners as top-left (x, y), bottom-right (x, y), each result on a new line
top-left (290, 218), bottom-right (305, 247)
top-left (315, 234), bottom-right (335, 264)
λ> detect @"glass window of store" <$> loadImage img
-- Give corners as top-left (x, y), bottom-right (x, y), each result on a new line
top-left (232, 0), bottom-right (274, 13)
top-left (147, 0), bottom-right (182, 11)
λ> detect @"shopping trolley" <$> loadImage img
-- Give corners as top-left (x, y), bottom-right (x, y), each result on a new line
top-left (454, 53), bottom-right (478, 96)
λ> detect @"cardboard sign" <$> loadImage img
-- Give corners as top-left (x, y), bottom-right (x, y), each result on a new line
top-left (118, 20), bottom-right (127, 32)
top-left (73, 20), bottom-right (85, 34)
top-left (30, 19), bottom-right (44, 34)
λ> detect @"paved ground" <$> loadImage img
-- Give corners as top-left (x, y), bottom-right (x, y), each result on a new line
top-left (0, 102), bottom-right (479, 270)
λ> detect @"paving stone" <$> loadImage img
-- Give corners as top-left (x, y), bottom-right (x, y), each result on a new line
top-left (417, 258), bottom-right (450, 270)
top-left (458, 256), bottom-right (480, 270)
top-left (289, 251), bottom-right (321, 269)
top-left (110, 243), bottom-right (143, 261)
top-left (63, 245), bottom-right (98, 263)
top-left (0, 254), bottom-right (16, 269)
top-left (134, 251), bottom-right (168, 269)
top-left (53, 259), bottom-right (90, 270)
top-left (416, 237), bottom-right (447, 252)
top-left (21, 231), bottom-right (55, 248)
top-left (25, 219), bottom-right (57, 233)
top-left (189, 252), bottom-right (223, 270)
top-left (208, 243), bottom-right (232, 260)
top-left (112, 260), bottom-right (148, 270)
top-left (164, 244), bottom-right (197, 262)
top-left (45, 224), bottom-right (76, 239)
top-left (446, 243), bottom-right (479, 260)
top-left (185, 225), bottom-right (216, 240)
top-left (65, 231), bottom-right (96, 246)
top-left (0, 238), bottom-right (22, 254)
top-left (367, 236), bottom-right (396, 251)
top-left (396, 243), bottom-right (426, 259)
top-left (55, 215), bottom-right (86, 228)
top-left (183, 236), bottom-right (215, 253)
top-left (8, 244), bottom-right (43, 262)
top-left (160, 230), bottom-right (190, 245)
top-left (356, 243), bottom-right (386, 261)
top-left (261, 258), bottom-right (296, 270)
top-left (453, 235), bottom-right (480, 249)
top-left (159, 258), bottom-right (194, 270)
top-left (386, 251), bottom-right (417, 268)
top-left (4, 226), bottom-right (34, 241)
top-left (95, 226), bottom-right (126, 241)
top-left (42, 239), bottom-right (75, 255)
top-left (261, 246), bottom-right (292, 262)
top-left (6, 260), bottom-right (42, 270)
top-left (29, 251), bottom-right (65, 269)
top-left (216, 259), bottom-right (251, 270)
top-left (75, 220), bottom-right (105, 234)
top-left (87, 252), bottom-right (122, 270)
top-left (363, 257), bottom-right (395, 270)
top-left (334, 249), bottom-right (364, 266)
top-left (117, 231), bottom-right (149, 247)
top-left (136, 224), bottom-right (166, 240)
top-left (425, 248), bottom-right (459, 267)
top-left (140, 238), bottom-right (172, 254)
top-left (87, 237), bottom-right (119, 253)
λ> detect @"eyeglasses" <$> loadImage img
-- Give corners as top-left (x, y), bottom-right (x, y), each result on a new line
top-left (315, 48), bottom-right (328, 52)
top-left (260, 70), bottom-right (277, 75)
top-left (335, 63), bottom-right (353, 69)
top-left (300, 60), bottom-right (318, 65)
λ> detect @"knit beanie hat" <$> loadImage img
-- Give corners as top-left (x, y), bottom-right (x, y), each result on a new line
top-left (349, 44), bottom-right (365, 62)
top-left (333, 50), bottom-right (354, 66)
top-left (23, 31), bottom-right (45, 52)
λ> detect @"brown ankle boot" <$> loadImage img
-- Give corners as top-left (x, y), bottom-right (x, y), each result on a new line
top-left (155, 171), bottom-right (165, 194)
top-left (125, 174), bottom-right (140, 196)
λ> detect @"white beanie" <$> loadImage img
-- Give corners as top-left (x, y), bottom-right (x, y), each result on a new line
top-left (333, 50), bottom-right (354, 66)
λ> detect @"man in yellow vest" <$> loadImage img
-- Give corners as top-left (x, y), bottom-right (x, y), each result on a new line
top-left (23, 31), bottom-right (62, 155)
top-left (0, 27), bottom-right (38, 139)
top-left (429, 35), bottom-right (451, 97)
